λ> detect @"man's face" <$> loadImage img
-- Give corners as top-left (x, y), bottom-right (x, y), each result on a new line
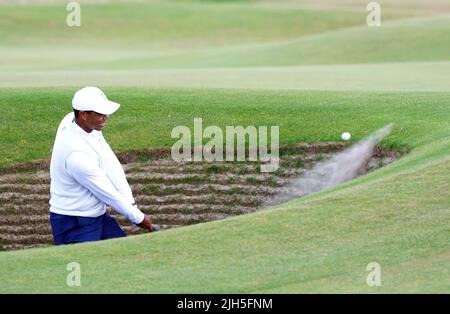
top-left (81, 111), bottom-right (109, 132)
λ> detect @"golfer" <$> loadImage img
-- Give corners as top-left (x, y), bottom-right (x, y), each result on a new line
top-left (49, 86), bottom-right (156, 245)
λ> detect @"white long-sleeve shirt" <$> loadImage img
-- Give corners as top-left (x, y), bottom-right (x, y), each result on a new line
top-left (49, 112), bottom-right (144, 224)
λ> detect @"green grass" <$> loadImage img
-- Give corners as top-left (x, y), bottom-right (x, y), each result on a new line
top-left (0, 0), bottom-right (449, 293)
top-left (0, 1), bottom-right (365, 49)
top-left (67, 15), bottom-right (448, 69)
top-left (0, 136), bottom-right (448, 292)
top-left (1, 88), bottom-right (449, 170)
top-left (0, 87), bottom-right (449, 293)
top-left (1, 2), bottom-right (448, 73)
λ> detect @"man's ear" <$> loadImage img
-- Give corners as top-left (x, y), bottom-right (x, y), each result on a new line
top-left (79, 111), bottom-right (87, 122)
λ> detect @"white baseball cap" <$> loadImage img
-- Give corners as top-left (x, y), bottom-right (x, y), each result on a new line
top-left (72, 86), bottom-right (120, 115)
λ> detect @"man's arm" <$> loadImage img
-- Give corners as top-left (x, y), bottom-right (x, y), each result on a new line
top-left (66, 151), bottom-right (152, 230)
top-left (102, 137), bottom-right (135, 204)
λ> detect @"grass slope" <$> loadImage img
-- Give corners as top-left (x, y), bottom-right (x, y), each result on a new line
top-left (1, 88), bottom-right (450, 170)
top-left (1, 15), bottom-right (449, 91)
top-left (0, 132), bottom-right (448, 293)
top-left (0, 0), bottom-right (449, 293)
top-left (0, 87), bottom-right (449, 293)
top-left (0, 1), bottom-right (364, 48)
top-left (77, 15), bottom-right (450, 69)
top-left (1, 4), bottom-right (449, 72)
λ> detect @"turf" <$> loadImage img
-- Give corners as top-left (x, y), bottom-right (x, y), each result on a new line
top-left (0, 0), bottom-right (449, 293)
top-left (1, 88), bottom-right (449, 170)
top-left (0, 1), bottom-right (365, 48)
top-left (0, 134), bottom-right (448, 293)
top-left (3, 62), bottom-right (450, 90)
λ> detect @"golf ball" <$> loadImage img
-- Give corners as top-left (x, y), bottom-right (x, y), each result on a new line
top-left (341, 132), bottom-right (351, 141)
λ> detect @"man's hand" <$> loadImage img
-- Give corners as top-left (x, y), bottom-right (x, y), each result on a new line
top-left (136, 214), bottom-right (157, 232)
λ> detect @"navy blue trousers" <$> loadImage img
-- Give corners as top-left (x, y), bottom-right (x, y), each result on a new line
top-left (50, 212), bottom-right (126, 245)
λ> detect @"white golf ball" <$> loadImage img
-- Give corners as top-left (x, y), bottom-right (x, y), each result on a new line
top-left (341, 132), bottom-right (351, 141)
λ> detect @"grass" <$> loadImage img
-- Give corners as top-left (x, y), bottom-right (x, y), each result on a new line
top-left (66, 15), bottom-right (449, 69)
top-left (0, 1), bottom-right (365, 49)
top-left (0, 0), bottom-right (449, 293)
top-left (206, 164), bottom-right (227, 174)
top-left (1, 3), bottom-right (449, 73)
top-left (0, 138), bottom-right (448, 292)
top-left (1, 88), bottom-right (449, 170)
top-left (0, 87), bottom-right (448, 293)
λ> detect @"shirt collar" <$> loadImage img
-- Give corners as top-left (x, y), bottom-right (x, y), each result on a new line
top-left (71, 120), bottom-right (97, 138)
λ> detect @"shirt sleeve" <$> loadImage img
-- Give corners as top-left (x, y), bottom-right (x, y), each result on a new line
top-left (102, 137), bottom-right (135, 205)
top-left (66, 151), bottom-right (145, 224)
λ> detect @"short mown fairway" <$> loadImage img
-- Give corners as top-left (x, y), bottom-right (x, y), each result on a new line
top-left (0, 0), bottom-right (448, 293)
